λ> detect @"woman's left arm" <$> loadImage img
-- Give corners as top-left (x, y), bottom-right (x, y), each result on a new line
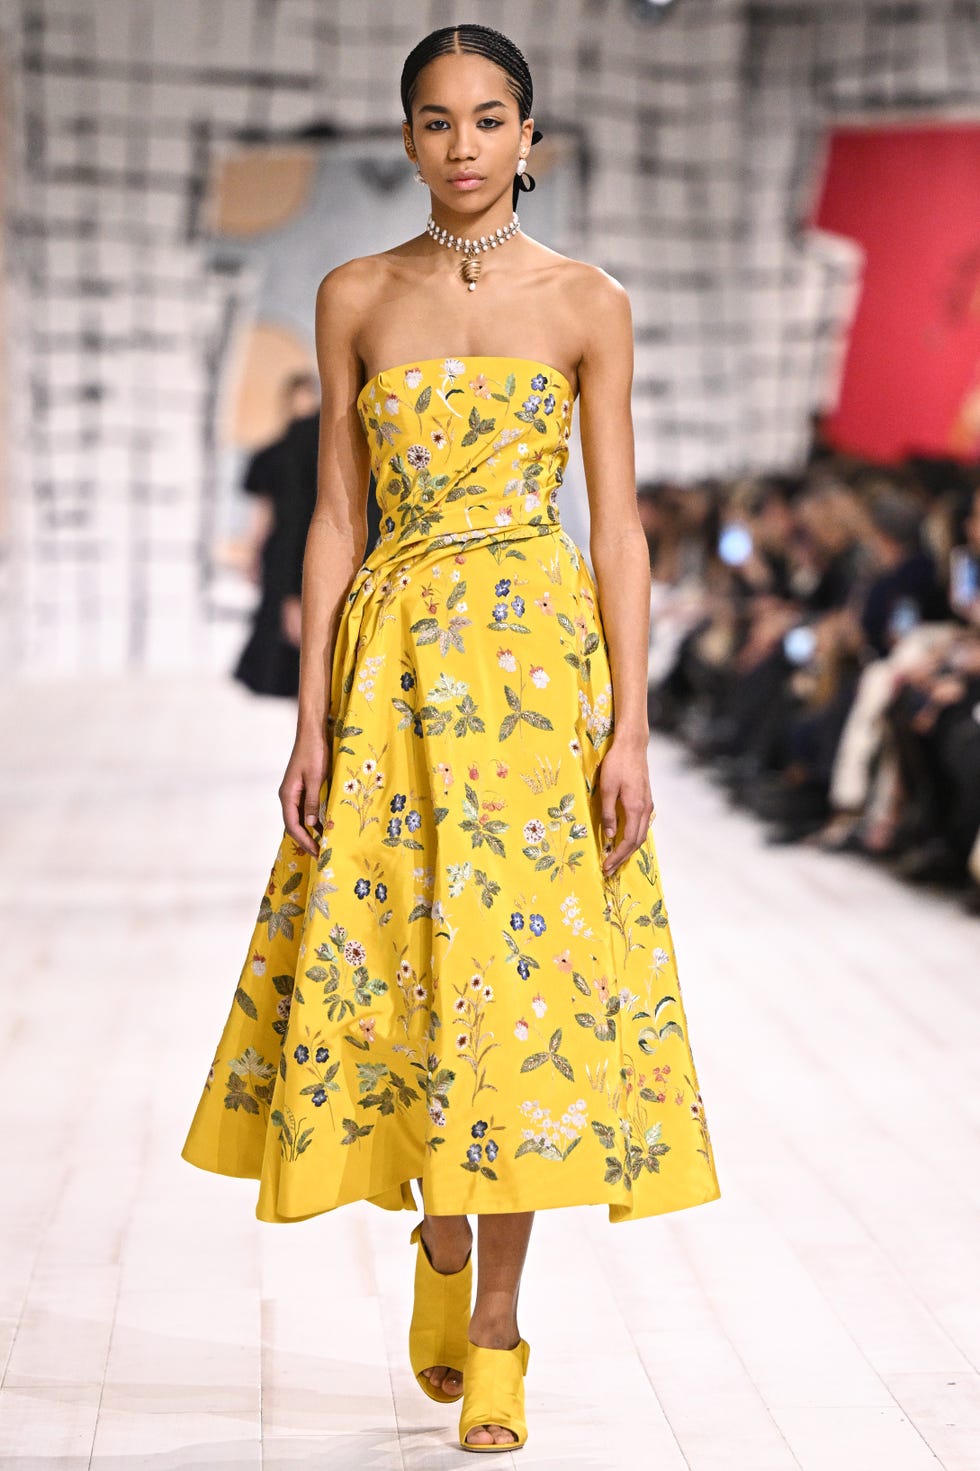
top-left (576, 268), bottom-right (655, 876)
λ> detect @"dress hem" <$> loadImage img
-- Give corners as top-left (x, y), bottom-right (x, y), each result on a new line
top-left (181, 1142), bottom-right (722, 1226)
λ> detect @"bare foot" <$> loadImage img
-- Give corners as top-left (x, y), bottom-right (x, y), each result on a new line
top-left (462, 1316), bottom-right (522, 1448)
top-left (418, 1218), bottom-right (473, 1397)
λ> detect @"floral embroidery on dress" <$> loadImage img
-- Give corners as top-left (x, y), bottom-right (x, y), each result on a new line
top-left (182, 357), bottom-right (720, 1226)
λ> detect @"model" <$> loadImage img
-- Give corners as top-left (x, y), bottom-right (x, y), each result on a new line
top-left (182, 21), bottom-right (721, 1453)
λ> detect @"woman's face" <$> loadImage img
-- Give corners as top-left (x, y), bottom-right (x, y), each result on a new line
top-left (404, 51), bottom-right (532, 212)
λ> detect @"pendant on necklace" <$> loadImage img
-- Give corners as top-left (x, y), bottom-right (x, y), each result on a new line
top-left (460, 259), bottom-right (481, 292)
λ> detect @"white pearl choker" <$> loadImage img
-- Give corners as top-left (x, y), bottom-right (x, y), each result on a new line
top-left (425, 210), bottom-right (521, 290)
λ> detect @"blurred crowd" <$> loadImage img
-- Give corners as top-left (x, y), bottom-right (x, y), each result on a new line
top-left (640, 443), bottom-right (980, 914)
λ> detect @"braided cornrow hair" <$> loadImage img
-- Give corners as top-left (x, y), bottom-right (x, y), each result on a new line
top-left (400, 23), bottom-right (543, 211)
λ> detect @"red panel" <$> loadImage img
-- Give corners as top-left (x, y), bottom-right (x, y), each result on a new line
top-left (810, 124), bottom-right (980, 462)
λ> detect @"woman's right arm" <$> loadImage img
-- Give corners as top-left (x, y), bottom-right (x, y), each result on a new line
top-left (279, 262), bottom-right (371, 856)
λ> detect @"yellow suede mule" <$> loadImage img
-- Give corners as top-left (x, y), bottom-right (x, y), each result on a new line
top-left (408, 1219), bottom-right (473, 1404)
top-left (458, 1336), bottom-right (531, 1453)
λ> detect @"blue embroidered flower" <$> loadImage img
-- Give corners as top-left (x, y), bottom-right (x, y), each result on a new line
top-left (384, 516), bottom-right (395, 533)
top-left (406, 809), bottom-right (422, 832)
top-left (510, 911), bottom-right (525, 930)
top-left (354, 878), bottom-right (371, 899)
top-left (543, 393), bottom-right (555, 415)
top-left (530, 373), bottom-right (547, 391)
top-left (400, 671), bottom-right (415, 690)
top-left (466, 1143), bottom-right (483, 1163)
top-left (387, 817), bottom-right (402, 839)
top-left (486, 1139), bottom-right (499, 1162)
top-left (413, 717), bottom-right (424, 736)
top-left (517, 959), bottom-right (530, 980)
top-left (315, 1046), bottom-right (330, 1064)
top-left (494, 578), bottom-right (511, 596)
top-left (293, 1044), bottom-right (309, 1063)
top-left (374, 882), bottom-right (387, 901)
top-left (511, 595), bottom-right (525, 617)
top-left (522, 393), bottom-right (542, 415)
top-left (492, 602), bottom-right (509, 623)
top-left (471, 1120), bottom-right (489, 1138)
top-left (529, 913), bottom-right (546, 936)
top-left (312, 1086), bottom-right (327, 1107)
top-left (390, 793), bottom-right (407, 812)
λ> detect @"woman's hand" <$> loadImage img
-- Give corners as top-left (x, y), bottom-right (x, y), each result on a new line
top-left (279, 725), bottom-right (330, 857)
top-left (597, 732), bottom-right (655, 876)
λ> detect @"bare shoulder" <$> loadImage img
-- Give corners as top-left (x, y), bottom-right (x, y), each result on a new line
top-left (566, 259), bottom-right (631, 326)
top-left (315, 254), bottom-right (383, 319)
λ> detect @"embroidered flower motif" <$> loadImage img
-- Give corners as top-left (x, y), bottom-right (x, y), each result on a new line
top-left (406, 443), bottom-right (431, 470)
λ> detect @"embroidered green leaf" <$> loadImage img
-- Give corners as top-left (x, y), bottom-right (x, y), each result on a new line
top-left (234, 986), bottom-right (258, 1020)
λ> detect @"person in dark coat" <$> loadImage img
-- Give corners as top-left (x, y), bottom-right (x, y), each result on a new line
top-left (234, 375), bottom-right (383, 698)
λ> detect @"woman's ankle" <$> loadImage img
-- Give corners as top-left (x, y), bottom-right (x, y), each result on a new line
top-left (468, 1311), bottom-right (520, 1350)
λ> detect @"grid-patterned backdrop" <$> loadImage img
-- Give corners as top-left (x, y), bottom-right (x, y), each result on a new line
top-left (2, 0), bottom-right (980, 673)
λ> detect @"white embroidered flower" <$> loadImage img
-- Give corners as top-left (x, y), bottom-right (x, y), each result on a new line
top-left (384, 394), bottom-right (400, 413)
top-left (405, 368), bottom-right (423, 389)
top-left (514, 1018), bottom-right (529, 1041)
top-left (482, 985), bottom-right (494, 1002)
top-left (443, 357), bottom-right (466, 377)
top-left (342, 778), bottom-right (358, 794)
top-left (453, 997), bottom-right (467, 1014)
top-left (251, 953), bottom-right (266, 976)
top-left (495, 507), bottom-right (514, 525)
top-left (497, 648), bottom-right (517, 671)
top-left (653, 946), bottom-right (670, 974)
top-left (506, 477), bottom-right (523, 495)
top-left (362, 758), bottom-right (376, 774)
top-left (430, 428), bottom-right (448, 448)
top-left (531, 992), bottom-right (547, 1018)
top-left (343, 939), bottom-right (366, 966)
top-left (524, 492), bottom-right (541, 511)
top-left (529, 664), bottom-right (549, 688)
top-left (523, 819), bottom-right (546, 842)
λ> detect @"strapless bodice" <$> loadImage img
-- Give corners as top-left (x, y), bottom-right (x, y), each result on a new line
top-left (355, 356), bottom-right (575, 574)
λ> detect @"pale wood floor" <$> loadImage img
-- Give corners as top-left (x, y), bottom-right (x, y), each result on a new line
top-left (1, 674), bottom-right (977, 1470)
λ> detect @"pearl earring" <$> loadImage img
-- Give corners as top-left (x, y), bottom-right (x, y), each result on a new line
top-left (516, 156), bottom-right (527, 175)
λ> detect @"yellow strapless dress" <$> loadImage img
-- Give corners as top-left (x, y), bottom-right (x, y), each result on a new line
top-left (181, 355), bottom-right (721, 1223)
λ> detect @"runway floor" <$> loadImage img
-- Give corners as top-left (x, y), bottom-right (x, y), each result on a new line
top-left (1, 673), bottom-right (977, 1470)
